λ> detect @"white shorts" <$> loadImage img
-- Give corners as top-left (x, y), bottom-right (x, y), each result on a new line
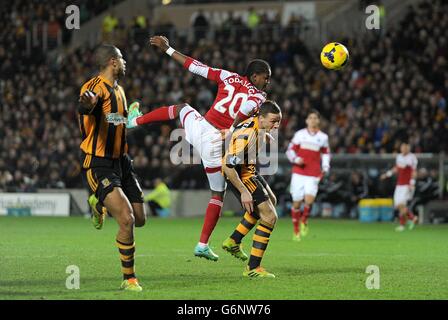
top-left (180, 105), bottom-right (226, 192)
top-left (393, 185), bottom-right (412, 207)
top-left (290, 173), bottom-right (320, 202)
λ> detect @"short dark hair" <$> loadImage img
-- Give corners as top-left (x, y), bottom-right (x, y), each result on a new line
top-left (245, 59), bottom-right (271, 78)
top-left (307, 108), bottom-right (321, 119)
top-left (259, 100), bottom-right (281, 117)
top-left (95, 44), bottom-right (120, 70)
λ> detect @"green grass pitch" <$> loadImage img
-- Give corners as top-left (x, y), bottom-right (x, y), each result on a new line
top-left (1, 216), bottom-right (447, 300)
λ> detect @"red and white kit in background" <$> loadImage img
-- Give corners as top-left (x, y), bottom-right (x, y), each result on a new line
top-left (179, 57), bottom-right (266, 191)
top-left (393, 153), bottom-right (418, 207)
top-left (286, 129), bottom-right (331, 201)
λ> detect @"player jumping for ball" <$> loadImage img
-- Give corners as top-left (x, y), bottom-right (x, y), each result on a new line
top-left (126, 36), bottom-right (271, 261)
top-left (286, 109), bottom-right (330, 241)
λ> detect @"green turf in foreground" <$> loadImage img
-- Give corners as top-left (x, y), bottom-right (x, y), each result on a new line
top-left (0, 216), bottom-right (447, 300)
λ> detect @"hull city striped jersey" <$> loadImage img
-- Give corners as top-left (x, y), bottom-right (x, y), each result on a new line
top-left (78, 75), bottom-right (128, 159)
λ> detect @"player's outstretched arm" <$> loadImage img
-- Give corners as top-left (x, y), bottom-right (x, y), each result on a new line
top-left (150, 35), bottom-right (226, 82)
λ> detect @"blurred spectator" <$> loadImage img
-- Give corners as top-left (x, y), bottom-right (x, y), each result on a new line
top-left (192, 9), bottom-right (209, 41)
top-left (409, 168), bottom-right (439, 213)
top-left (144, 177), bottom-right (171, 217)
top-left (102, 12), bottom-right (119, 42)
top-left (47, 14), bottom-right (61, 50)
top-left (131, 15), bottom-right (149, 46)
top-left (346, 171), bottom-right (369, 218)
top-left (314, 173), bottom-right (347, 218)
top-left (247, 7), bottom-right (260, 29)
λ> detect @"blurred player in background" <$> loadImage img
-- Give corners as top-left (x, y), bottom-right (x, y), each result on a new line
top-left (127, 35), bottom-right (271, 261)
top-left (381, 142), bottom-right (418, 232)
top-left (78, 44), bottom-right (146, 291)
top-left (286, 109), bottom-right (330, 241)
top-left (222, 101), bottom-right (281, 278)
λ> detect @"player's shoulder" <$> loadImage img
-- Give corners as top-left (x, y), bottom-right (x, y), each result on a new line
top-left (409, 152), bottom-right (418, 161)
top-left (217, 68), bottom-right (239, 81)
top-left (317, 130), bottom-right (329, 140)
top-left (291, 128), bottom-right (305, 141)
top-left (81, 76), bottom-right (100, 89)
top-left (80, 75), bottom-right (109, 94)
top-left (297, 128), bottom-right (309, 135)
top-left (116, 83), bottom-right (125, 92)
top-left (250, 88), bottom-right (267, 100)
top-left (237, 117), bottom-right (256, 129)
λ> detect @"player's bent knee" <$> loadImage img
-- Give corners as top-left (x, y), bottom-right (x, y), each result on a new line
top-left (119, 211), bottom-right (135, 229)
top-left (258, 204), bottom-right (278, 226)
top-left (263, 212), bottom-right (277, 226)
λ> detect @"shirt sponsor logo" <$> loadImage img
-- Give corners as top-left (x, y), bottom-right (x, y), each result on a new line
top-left (101, 178), bottom-right (111, 188)
top-left (106, 113), bottom-right (126, 125)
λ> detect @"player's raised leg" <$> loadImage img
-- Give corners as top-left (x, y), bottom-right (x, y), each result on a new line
top-left (104, 187), bottom-right (142, 292)
top-left (87, 193), bottom-right (108, 230)
top-left (127, 102), bottom-right (188, 128)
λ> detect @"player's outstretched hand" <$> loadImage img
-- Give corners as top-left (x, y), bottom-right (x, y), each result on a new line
top-left (241, 190), bottom-right (254, 214)
top-left (149, 35), bottom-right (170, 51)
top-left (79, 90), bottom-right (99, 109)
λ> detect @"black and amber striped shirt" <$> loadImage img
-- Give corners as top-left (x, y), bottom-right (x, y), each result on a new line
top-left (78, 75), bottom-right (128, 160)
top-left (223, 117), bottom-right (263, 180)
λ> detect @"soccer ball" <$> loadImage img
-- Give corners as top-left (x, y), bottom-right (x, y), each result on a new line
top-left (320, 42), bottom-right (349, 70)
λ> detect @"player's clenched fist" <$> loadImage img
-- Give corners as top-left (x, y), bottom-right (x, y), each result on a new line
top-left (149, 35), bottom-right (170, 51)
top-left (79, 90), bottom-right (99, 109)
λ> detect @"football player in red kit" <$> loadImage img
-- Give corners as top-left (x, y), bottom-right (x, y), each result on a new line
top-left (381, 142), bottom-right (418, 231)
top-left (286, 110), bottom-right (330, 241)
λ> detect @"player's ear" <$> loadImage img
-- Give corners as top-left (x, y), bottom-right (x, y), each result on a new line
top-left (249, 73), bottom-right (256, 82)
